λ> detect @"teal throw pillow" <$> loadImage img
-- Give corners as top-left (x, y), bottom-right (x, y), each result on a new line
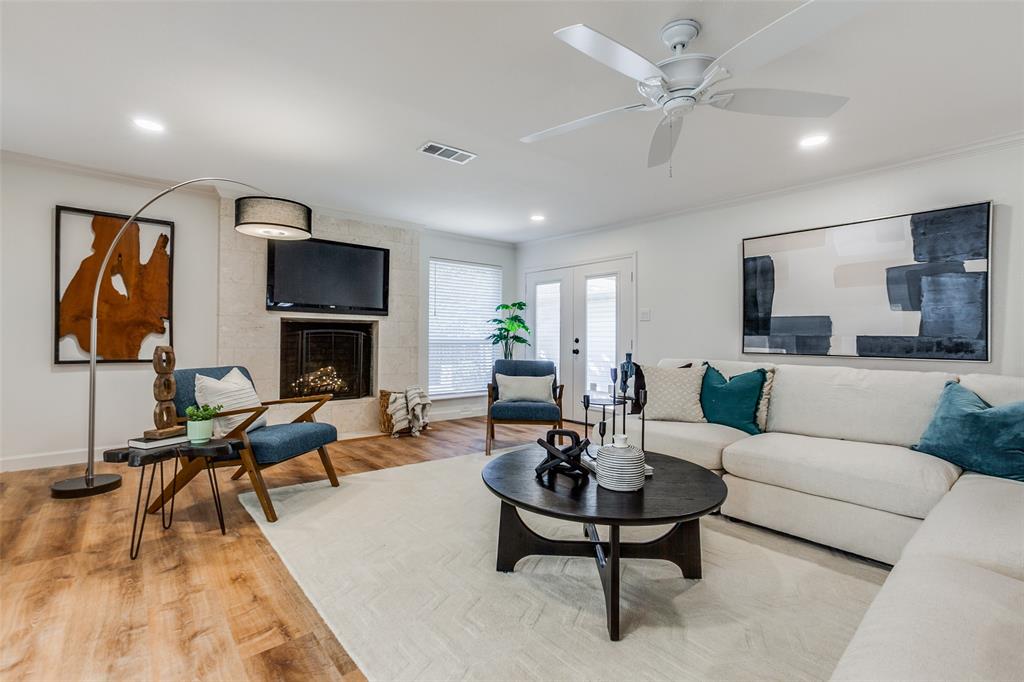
top-left (699, 365), bottom-right (766, 435)
top-left (913, 381), bottom-right (1024, 481)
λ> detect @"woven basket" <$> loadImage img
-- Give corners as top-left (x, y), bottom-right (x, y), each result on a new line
top-left (379, 389), bottom-right (430, 436)
top-left (378, 390), bottom-right (396, 433)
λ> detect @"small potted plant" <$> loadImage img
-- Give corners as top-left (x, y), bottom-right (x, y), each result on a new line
top-left (185, 403), bottom-right (223, 444)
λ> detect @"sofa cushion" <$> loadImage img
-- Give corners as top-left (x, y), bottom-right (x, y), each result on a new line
top-left (913, 381), bottom-right (1024, 481)
top-left (615, 414), bottom-right (747, 470)
top-left (722, 432), bottom-right (960, 518)
top-left (700, 365), bottom-right (765, 435)
top-left (959, 372), bottom-right (1024, 406)
top-left (641, 364), bottom-right (707, 422)
top-left (490, 400), bottom-right (560, 422)
top-left (707, 360), bottom-right (777, 432)
top-left (246, 422), bottom-right (338, 465)
top-left (656, 357), bottom-right (703, 368)
top-left (901, 473), bottom-right (1024, 580)
top-left (831, 556), bottom-right (1024, 682)
top-left (766, 364), bottom-right (955, 447)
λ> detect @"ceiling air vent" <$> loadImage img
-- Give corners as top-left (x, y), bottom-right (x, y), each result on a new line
top-left (419, 141), bottom-right (476, 165)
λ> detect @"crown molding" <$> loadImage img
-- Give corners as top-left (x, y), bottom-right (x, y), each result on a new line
top-left (519, 131), bottom-right (1024, 247)
top-left (0, 150), bottom-right (219, 196)
top-left (2, 150), bottom-right (513, 249)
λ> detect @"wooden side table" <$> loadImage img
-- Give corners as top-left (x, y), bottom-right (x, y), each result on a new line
top-left (104, 438), bottom-right (239, 559)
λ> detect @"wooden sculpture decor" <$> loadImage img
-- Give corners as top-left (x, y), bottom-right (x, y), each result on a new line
top-left (55, 207), bottom-right (173, 363)
top-left (144, 346), bottom-right (185, 439)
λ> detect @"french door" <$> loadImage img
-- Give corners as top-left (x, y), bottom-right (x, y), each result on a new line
top-left (525, 257), bottom-right (635, 423)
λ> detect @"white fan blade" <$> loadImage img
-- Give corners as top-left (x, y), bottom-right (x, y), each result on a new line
top-left (521, 103), bottom-right (650, 143)
top-left (647, 116), bottom-right (683, 168)
top-left (708, 88), bottom-right (848, 117)
top-left (705, 0), bottom-right (866, 80)
top-left (555, 24), bottom-right (667, 83)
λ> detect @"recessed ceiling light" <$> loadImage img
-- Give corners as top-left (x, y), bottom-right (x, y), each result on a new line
top-left (132, 117), bottom-right (166, 133)
top-left (530, 214), bottom-right (546, 222)
top-left (799, 133), bottom-right (829, 149)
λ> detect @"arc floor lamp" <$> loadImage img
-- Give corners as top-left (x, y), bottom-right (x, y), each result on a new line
top-left (51, 178), bottom-right (313, 498)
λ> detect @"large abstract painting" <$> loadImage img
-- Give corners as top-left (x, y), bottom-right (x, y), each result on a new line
top-left (742, 202), bottom-right (991, 361)
top-left (54, 205), bottom-right (174, 364)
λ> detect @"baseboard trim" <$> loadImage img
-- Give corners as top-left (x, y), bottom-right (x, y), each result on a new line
top-left (0, 446), bottom-right (120, 473)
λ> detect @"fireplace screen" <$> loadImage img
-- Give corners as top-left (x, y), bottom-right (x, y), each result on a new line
top-left (280, 320), bottom-right (372, 400)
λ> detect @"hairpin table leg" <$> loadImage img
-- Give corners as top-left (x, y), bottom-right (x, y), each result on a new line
top-left (205, 460), bottom-right (226, 534)
top-left (129, 464), bottom-right (157, 560)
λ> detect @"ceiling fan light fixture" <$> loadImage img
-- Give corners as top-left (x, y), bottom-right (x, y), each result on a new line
top-left (799, 133), bottom-right (830, 149)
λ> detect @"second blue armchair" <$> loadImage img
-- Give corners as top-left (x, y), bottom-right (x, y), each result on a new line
top-left (485, 359), bottom-right (564, 455)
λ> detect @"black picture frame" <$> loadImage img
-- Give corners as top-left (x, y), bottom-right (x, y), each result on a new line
top-left (266, 237), bottom-right (390, 316)
top-left (741, 201), bottom-right (992, 362)
top-left (54, 205), bottom-right (175, 365)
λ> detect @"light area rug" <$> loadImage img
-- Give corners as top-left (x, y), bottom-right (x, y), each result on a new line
top-left (239, 453), bottom-right (888, 681)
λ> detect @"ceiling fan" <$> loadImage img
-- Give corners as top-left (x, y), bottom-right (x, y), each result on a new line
top-left (521, 0), bottom-right (863, 167)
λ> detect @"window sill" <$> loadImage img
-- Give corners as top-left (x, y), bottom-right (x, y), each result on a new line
top-left (431, 391), bottom-right (488, 401)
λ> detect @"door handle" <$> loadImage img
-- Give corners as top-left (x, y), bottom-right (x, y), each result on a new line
top-left (572, 349), bottom-right (580, 355)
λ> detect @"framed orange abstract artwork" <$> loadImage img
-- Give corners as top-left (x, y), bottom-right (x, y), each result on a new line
top-left (54, 205), bottom-right (174, 364)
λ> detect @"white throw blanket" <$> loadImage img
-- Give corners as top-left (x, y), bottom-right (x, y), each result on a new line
top-left (386, 386), bottom-right (431, 437)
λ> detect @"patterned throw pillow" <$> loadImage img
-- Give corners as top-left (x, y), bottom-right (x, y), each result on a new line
top-left (641, 364), bottom-right (707, 422)
top-left (755, 368), bottom-right (775, 431)
top-left (629, 363), bottom-right (692, 414)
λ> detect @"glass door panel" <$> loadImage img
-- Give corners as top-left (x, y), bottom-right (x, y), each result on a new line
top-left (534, 281), bottom-right (561, 379)
top-left (585, 275), bottom-right (617, 397)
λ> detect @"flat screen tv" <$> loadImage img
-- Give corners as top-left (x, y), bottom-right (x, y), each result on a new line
top-left (267, 238), bottom-right (389, 315)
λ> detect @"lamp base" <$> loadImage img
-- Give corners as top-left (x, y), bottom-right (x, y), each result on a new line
top-left (51, 473), bottom-right (122, 499)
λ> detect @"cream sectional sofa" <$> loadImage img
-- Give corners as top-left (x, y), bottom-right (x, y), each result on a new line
top-left (611, 358), bottom-right (1024, 681)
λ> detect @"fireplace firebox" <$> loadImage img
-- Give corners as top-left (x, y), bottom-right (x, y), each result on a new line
top-left (280, 320), bottom-right (373, 400)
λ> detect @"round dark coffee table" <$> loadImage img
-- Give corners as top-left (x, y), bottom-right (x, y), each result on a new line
top-left (481, 446), bottom-right (727, 640)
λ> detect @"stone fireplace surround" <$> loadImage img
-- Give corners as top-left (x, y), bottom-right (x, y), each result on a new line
top-left (217, 199), bottom-right (419, 436)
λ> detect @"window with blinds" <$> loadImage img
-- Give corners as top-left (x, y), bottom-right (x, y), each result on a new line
top-left (428, 259), bottom-right (502, 396)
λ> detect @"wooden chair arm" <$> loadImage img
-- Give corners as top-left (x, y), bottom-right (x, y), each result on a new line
top-left (174, 403), bottom-right (268, 425)
top-left (262, 394), bottom-right (331, 423)
top-left (487, 383), bottom-right (495, 407)
top-left (223, 405), bottom-right (271, 439)
top-left (555, 384), bottom-right (564, 407)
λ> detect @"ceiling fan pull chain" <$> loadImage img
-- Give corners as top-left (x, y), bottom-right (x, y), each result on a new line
top-left (668, 118), bottom-right (674, 179)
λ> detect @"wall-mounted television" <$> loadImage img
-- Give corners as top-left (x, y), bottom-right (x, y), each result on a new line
top-left (267, 238), bottom-right (389, 315)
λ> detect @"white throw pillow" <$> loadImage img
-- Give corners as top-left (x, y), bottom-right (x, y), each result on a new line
top-left (641, 364), bottom-right (707, 422)
top-left (495, 374), bottom-right (555, 403)
top-left (194, 367), bottom-right (267, 437)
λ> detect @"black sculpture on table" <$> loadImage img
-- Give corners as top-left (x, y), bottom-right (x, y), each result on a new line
top-left (638, 388), bottom-right (649, 452)
top-left (535, 429), bottom-right (592, 481)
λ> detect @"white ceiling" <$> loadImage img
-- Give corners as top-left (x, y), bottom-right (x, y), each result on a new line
top-left (3, 1), bottom-right (1022, 242)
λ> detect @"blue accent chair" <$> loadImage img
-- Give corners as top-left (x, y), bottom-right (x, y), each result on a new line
top-left (486, 359), bottom-right (564, 455)
top-left (148, 365), bottom-right (339, 523)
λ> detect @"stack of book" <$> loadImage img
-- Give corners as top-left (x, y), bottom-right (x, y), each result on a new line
top-left (127, 435), bottom-right (189, 450)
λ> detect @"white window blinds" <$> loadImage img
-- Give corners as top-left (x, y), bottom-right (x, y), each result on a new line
top-left (428, 259), bottom-right (502, 396)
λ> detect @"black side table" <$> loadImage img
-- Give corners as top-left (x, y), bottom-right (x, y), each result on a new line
top-left (104, 438), bottom-right (238, 559)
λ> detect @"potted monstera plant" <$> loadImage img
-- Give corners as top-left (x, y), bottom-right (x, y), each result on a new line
top-left (487, 301), bottom-right (531, 360)
top-left (185, 403), bottom-right (223, 444)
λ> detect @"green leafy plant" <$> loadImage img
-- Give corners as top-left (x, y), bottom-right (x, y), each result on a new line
top-left (185, 404), bottom-right (223, 422)
top-left (487, 301), bottom-right (531, 360)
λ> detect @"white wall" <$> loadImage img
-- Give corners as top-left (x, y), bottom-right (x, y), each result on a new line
top-left (419, 230), bottom-right (518, 420)
top-left (518, 141), bottom-right (1024, 377)
top-left (0, 154), bottom-right (220, 470)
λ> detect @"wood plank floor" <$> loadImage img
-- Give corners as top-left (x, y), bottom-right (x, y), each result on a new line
top-left (0, 417), bottom-right (556, 681)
